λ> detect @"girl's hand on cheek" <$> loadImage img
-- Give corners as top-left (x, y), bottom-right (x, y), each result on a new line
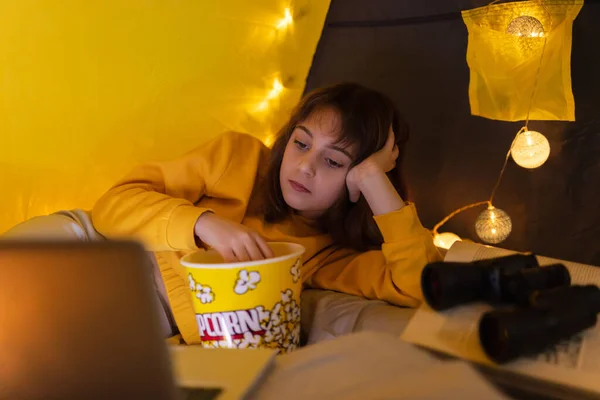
top-left (194, 213), bottom-right (274, 262)
top-left (346, 126), bottom-right (399, 203)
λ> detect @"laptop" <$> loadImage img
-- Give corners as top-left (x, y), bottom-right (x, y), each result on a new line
top-left (0, 240), bottom-right (276, 400)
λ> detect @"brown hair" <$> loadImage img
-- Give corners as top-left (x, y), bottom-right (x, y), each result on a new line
top-left (261, 82), bottom-right (410, 252)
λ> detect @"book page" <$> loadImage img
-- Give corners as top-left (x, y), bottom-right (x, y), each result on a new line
top-left (445, 241), bottom-right (600, 285)
top-left (401, 304), bottom-right (600, 396)
top-left (444, 241), bottom-right (516, 263)
top-left (536, 255), bottom-right (600, 286)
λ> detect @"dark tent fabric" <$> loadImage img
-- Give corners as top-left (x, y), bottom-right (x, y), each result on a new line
top-left (305, 0), bottom-right (600, 266)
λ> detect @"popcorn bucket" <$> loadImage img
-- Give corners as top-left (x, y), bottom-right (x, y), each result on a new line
top-left (180, 242), bottom-right (305, 354)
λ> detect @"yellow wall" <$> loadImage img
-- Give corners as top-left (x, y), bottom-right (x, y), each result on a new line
top-left (0, 0), bottom-right (330, 233)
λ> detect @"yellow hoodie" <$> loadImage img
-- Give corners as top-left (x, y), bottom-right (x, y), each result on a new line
top-left (92, 131), bottom-right (442, 344)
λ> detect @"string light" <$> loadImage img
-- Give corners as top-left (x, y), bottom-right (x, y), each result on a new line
top-left (276, 8), bottom-right (293, 30)
top-left (263, 134), bottom-right (275, 148)
top-left (254, 8), bottom-right (292, 144)
top-left (255, 77), bottom-right (284, 112)
top-left (510, 129), bottom-right (550, 169)
top-left (247, 10), bottom-right (292, 159)
top-left (431, 2), bottom-right (559, 247)
top-left (475, 205), bottom-right (512, 244)
top-left (269, 78), bottom-right (284, 98)
top-left (432, 201), bottom-right (489, 247)
top-left (431, 125), bottom-right (516, 245)
top-left (432, 200), bottom-right (513, 247)
top-left (431, 128), bottom-right (517, 246)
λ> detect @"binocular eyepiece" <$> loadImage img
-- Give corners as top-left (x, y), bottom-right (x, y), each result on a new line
top-left (479, 285), bottom-right (600, 364)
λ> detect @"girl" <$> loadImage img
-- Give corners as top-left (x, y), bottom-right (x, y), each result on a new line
top-left (92, 82), bottom-right (442, 344)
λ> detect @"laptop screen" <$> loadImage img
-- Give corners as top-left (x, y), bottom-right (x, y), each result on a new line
top-left (0, 240), bottom-right (180, 400)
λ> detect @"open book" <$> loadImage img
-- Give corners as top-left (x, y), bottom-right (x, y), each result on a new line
top-left (401, 241), bottom-right (600, 398)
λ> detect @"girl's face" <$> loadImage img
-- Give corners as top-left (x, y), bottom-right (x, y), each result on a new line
top-left (279, 107), bottom-right (356, 218)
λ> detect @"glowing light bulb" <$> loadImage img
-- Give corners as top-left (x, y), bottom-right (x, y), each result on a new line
top-left (254, 78), bottom-right (284, 112)
top-left (433, 232), bottom-right (462, 250)
top-left (475, 206), bottom-right (512, 244)
top-left (263, 134), bottom-right (275, 148)
top-left (267, 78), bottom-right (283, 100)
top-left (506, 16), bottom-right (545, 38)
top-left (256, 101), bottom-right (269, 112)
top-left (276, 8), bottom-right (293, 30)
top-left (511, 130), bottom-right (550, 169)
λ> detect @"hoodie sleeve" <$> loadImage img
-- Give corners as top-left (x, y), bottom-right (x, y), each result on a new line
top-left (91, 132), bottom-right (243, 251)
top-left (306, 203), bottom-right (442, 307)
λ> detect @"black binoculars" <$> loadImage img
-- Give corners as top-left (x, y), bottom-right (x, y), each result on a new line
top-left (420, 254), bottom-right (600, 365)
top-left (479, 285), bottom-right (600, 364)
top-left (421, 254), bottom-right (570, 310)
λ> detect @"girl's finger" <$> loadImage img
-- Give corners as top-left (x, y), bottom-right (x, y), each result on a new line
top-left (243, 235), bottom-right (265, 261)
top-left (232, 243), bottom-right (251, 262)
top-left (386, 160), bottom-right (396, 172)
top-left (349, 187), bottom-right (361, 202)
top-left (253, 233), bottom-right (275, 259)
top-left (220, 248), bottom-right (237, 263)
top-left (385, 128), bottom-right (396, 150)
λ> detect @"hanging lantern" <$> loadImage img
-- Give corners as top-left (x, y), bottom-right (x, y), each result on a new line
top-left (461, 1), bottom-right (582, 122)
